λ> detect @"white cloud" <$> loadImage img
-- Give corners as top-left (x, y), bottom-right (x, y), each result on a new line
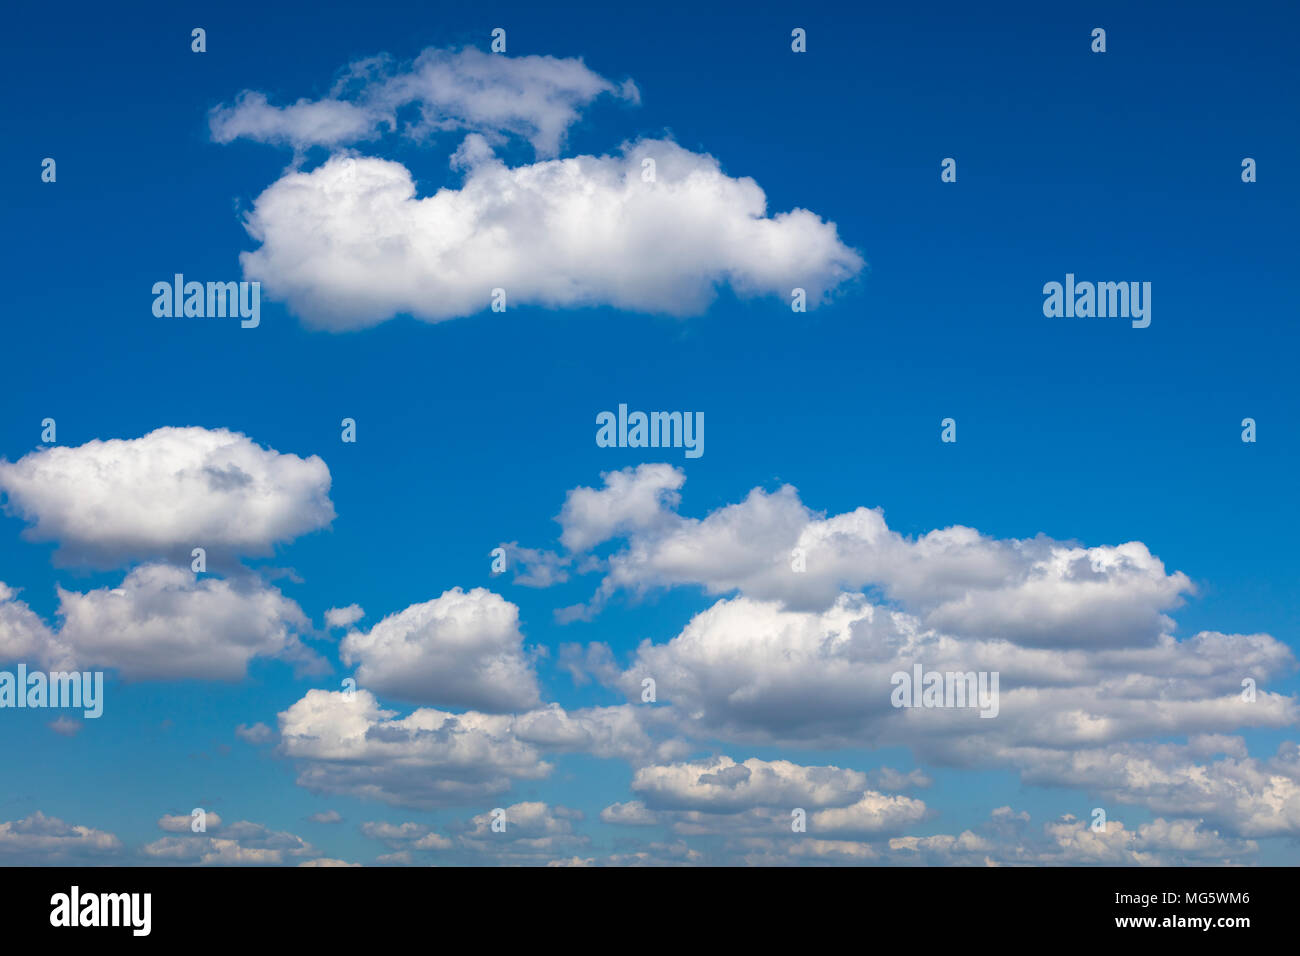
top-left (239, 143), bottom-right (862, 330)
top-left (495, 542), bottom-right (571, 588)
top-left (236, 722), bottom-right (274, 745)
top-left (0, 564), bottom-right (321, 680)
top-left (0, 427), bottom-right (334, 566)
top-left (325, 604), bottom-right (365, 629)
top-left (339, 587), bottom-right (541, 712)
top-left (299, 857), bottom-right (361, 867)
top-left (809, 792), bottom-right (930, 836)
top-left (456, 802), bottom-right (589, 862)
top-left (0, 583), bottom-right (55, 663)
top-left (599, 801), bottom-right (660, 826)
top-left (142, 819), bottom-right (314, 866)
top-left (48, 564), bottom-right (320, 680)
top-left (0, 812), bottom-right (122, 863)
top-left (630, 756), bottom-right (870, 812)
top-left (1006, 741), bottom-right (1300, 838)
top-left (277, 689), bottom-right (552, 809)
top-left (558, 464), bottom-right (684, 552)
top-left (274, 688), bottom-right (686, 809)
top-left (361, 820), bottom-right (452, 852)
top-left (48, 716), bottom-right (82, 736)
top-left (548, 467), bottom-right (1193, 645)
top-left (211, 47), bottom-right (637, 157)
top-left (605, 592), bottom-right (1295, 758)
top-left (512, 702), bottom-right (686, 764)
top-left (211, 92), bottom-right (378, 149)
top-left (158, 812), bottom-right (223, 833)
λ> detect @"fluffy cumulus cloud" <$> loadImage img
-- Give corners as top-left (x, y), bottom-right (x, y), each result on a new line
top-left (339, 587), bottom-right (541, 712)
top-left (210, 47), bottom-right (638, 157)
top-left (0, 564), bottom-right (322, 680)
top-left (600, 592), bottom-right (1295, 756)
top-left (545, 465), bottom-right (1194, 640)
top-left (0, 427), bottom-right (333, 566)
top-left (239, 143), bottom-right (861, 329)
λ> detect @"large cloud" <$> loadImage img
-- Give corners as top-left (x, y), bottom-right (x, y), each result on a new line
top-left (545, 465), bottom-right (1193, 644)
top-left (339, 587), bottom-right (541, 712)
top-left (605, 593), bottom-right (1294, 752)
top-left (210, 47), bottom-right (638, 157)
top-left (238, 142), bottom-right (862, 330)
top-left (0, 427), bottom-right (334, 566)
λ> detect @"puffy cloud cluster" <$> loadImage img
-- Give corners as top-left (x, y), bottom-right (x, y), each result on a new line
top-left (545, 465), bottom-right (1194, 643)
top-left (508, 467), bottom-right (1299, 843)
top-left (0, 427), bottom-right (334, 566)
top-left (213, 47), bottom-right (860, 329)
top-left (275, 689), bottom-right (680, 809)
top-left (0, 426), bottom-right (334, 682)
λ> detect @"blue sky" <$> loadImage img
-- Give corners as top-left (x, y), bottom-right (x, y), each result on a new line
top-left (1, 0), bottom-right (1297, 866)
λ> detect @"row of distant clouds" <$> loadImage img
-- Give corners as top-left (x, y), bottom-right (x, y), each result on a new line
top-left (209, 46), bottom-right (863, 329)
top-left (0, 424), bottom-right (1295, 864)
